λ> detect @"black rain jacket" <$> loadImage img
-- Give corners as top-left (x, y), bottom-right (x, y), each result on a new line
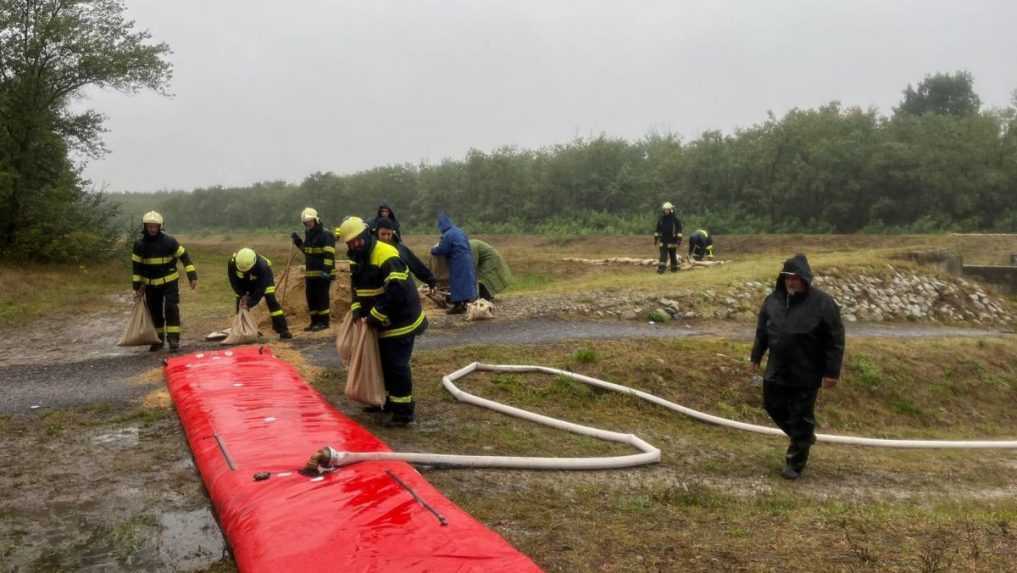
top-left (751, 254), bottom-right (845, 388)
top-left (655, 213), bottom-right (683, 245)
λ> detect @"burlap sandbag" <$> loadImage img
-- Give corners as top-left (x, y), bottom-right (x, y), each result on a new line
top-left (222, 308), bottom-right (260, 345)
top-left (334, 312), bottom-right (356, 366)
top-left (345, 321), bottom-right (386, 406)
top-left (466, 299), bottom-right (495, 321)
top-left (118, 295), bottom-right (162, 347)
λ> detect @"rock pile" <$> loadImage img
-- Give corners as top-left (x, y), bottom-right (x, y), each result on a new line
top-left (519, 268), bottom-right (1016, 326)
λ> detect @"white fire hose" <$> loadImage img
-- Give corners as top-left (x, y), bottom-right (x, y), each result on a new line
top-left (312, 362), bottom-right (1017, 472)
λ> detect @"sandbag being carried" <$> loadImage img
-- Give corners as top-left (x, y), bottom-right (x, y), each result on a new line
top-left (466, 298), bottom-right (495, 321)
top-left (222, 308), bottom-right (260, 345)
top-left (118, 295), bottom-right (162, 346)
top-left (345, 321), bottom-right (386, 406)
top-left (334, 312), bottom-right (356, 366)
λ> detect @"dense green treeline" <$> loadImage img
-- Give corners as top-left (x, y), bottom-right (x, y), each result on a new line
top-left (116, 76), bottom-right (1017, 236)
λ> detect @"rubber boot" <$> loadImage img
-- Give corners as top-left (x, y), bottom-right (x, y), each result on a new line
top-left (383, 401), bottom-right (415, 427)
top-left (303, 315), bottom-right (318, 332)
top-left (168, 334), bottom-right (180, 353)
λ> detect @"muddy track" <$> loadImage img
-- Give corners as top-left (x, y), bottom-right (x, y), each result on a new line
top-left (0, 318), bottom-right (1006, 415)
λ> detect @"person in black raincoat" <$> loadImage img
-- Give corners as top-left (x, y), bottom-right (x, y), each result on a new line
top-left (369, 203), bottom-right (401, 237)
top-left (750, 254), bottom-right (845, 480)
top-left (372, 209), bottom-right (436, 288)
top-left (654, 202), bottom-right (683, 273)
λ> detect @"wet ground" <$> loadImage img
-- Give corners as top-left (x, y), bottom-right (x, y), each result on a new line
top-left (0, 311), bottom-right (1010, 572)
top-left (0, 412), bottom-right (227, 572)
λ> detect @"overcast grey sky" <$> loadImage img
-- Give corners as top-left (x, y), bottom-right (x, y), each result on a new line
top-left (81, 0), bottom-right (1017, 192)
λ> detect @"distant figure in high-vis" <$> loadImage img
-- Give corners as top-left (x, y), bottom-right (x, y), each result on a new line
top-left (688, 229), bottom-right (715, 261)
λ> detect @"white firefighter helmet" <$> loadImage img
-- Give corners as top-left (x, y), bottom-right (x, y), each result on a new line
top-left (301, 207), bottom-right (319, 222)
top-left (142, 211), bottom-right (164, 225)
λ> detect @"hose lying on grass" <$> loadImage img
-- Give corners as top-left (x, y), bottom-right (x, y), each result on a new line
top-left (308, 362), bottom-right (1017, 473)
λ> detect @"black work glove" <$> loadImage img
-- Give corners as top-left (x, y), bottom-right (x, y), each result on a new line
top-left (291, 232), bottom-right (303, 248)
top-left (427, 279), bottom-right (437, 290)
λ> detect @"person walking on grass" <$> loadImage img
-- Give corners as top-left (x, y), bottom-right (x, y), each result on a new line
top-left (228, 248), bottom-right (292, 340)
top-left (131, 211), bottom-right (198, 352)
top-left (751, 254), bottom-right (845, 480)
top-left (654, 202), bottom-right (683, 273)
top-left (291, 207), bottom-right (335, 331)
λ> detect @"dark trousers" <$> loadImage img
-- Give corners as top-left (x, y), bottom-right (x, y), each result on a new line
top-left (236, 293), bottom-right (289, 334)
top-left (763, 382), bottom-right (819, 472)
top-left (305, 277), bottom-right (331, 325)
top-left (145, 282), bottom-right (180, 342)
top-left (658, 244), bottom-right (678, 270)
top-left (378, 334), bottom-right (416, 416)
top-left (690, 244), bottom-right (706, 261)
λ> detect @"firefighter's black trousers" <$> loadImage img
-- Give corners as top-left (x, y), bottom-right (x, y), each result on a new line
top-left (658, 244), bottom-right (679, 271)
top-left (305, 277), bottom-right (331, 325)
top-left (763, 382), bottom-right (819, 472)
top-left (379, 334), bottom-right (416, 416)
top-left (146, 282), bottom-right (180, 342)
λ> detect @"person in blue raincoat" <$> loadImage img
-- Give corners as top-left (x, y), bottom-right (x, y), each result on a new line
top-left (431, 213), bottom-right (477, 314)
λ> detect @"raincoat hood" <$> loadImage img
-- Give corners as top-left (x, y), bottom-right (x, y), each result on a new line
top-left (377, 203), bottom-right (397, 223)
top-left (775, 254), bottom-right (814, 293)
top-left (437, 213), bottom-right (454, 233)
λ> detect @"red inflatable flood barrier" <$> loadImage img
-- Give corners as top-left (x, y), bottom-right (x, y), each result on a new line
top-left (164, 346), bottom-right (541, 572)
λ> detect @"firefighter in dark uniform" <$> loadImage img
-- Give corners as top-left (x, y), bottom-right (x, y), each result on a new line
top-left (131, 211), bottom-right (198, 352)
top-left (228, 248), bottom-right (292, 339)
top-left (290, 207), bottom-right (335, 331)
top-left (751, 254), bottom-right (845, 480)
top-left (688, 229), bottom-right (715, 261)
top-left (339, 216), bottom-right (427, 427)
top-left (654, 201), bottom-right (683, 273)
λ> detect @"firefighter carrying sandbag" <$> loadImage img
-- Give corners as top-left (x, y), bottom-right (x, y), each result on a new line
top-left (228, 248), bottom-right (292, 340)
top-left (131, 211), bottom-right (198, 352)
top-left (339, 216), bottom-right (428, 427)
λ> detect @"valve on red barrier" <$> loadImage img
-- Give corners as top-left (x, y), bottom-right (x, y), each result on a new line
top-left (303, 446), bottom-right (349, 475)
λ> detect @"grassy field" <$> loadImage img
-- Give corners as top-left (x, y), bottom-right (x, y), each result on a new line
top-left (299, 335), bottom-right (1017, 572)
top-left (3, 232), bottom-right (1017, 571)
top-left (3, 232), bottom-right (1015, 328)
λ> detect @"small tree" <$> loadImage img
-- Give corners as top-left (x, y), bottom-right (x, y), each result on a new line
top-left (0, 0), bottom-right (172, 260)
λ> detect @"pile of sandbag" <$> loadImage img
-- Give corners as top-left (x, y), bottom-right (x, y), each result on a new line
top-left (334, 314), bottom-right (386, 406)
top-left (562, 257), bottom-right (658, 266)
top-left (561, 256), bottom-right (728, 270)
top-left (249, 262), bottom-right (353, 329)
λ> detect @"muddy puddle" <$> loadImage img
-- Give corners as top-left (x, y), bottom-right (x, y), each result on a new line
top-left (0, 415), bottom-right (232, 572)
